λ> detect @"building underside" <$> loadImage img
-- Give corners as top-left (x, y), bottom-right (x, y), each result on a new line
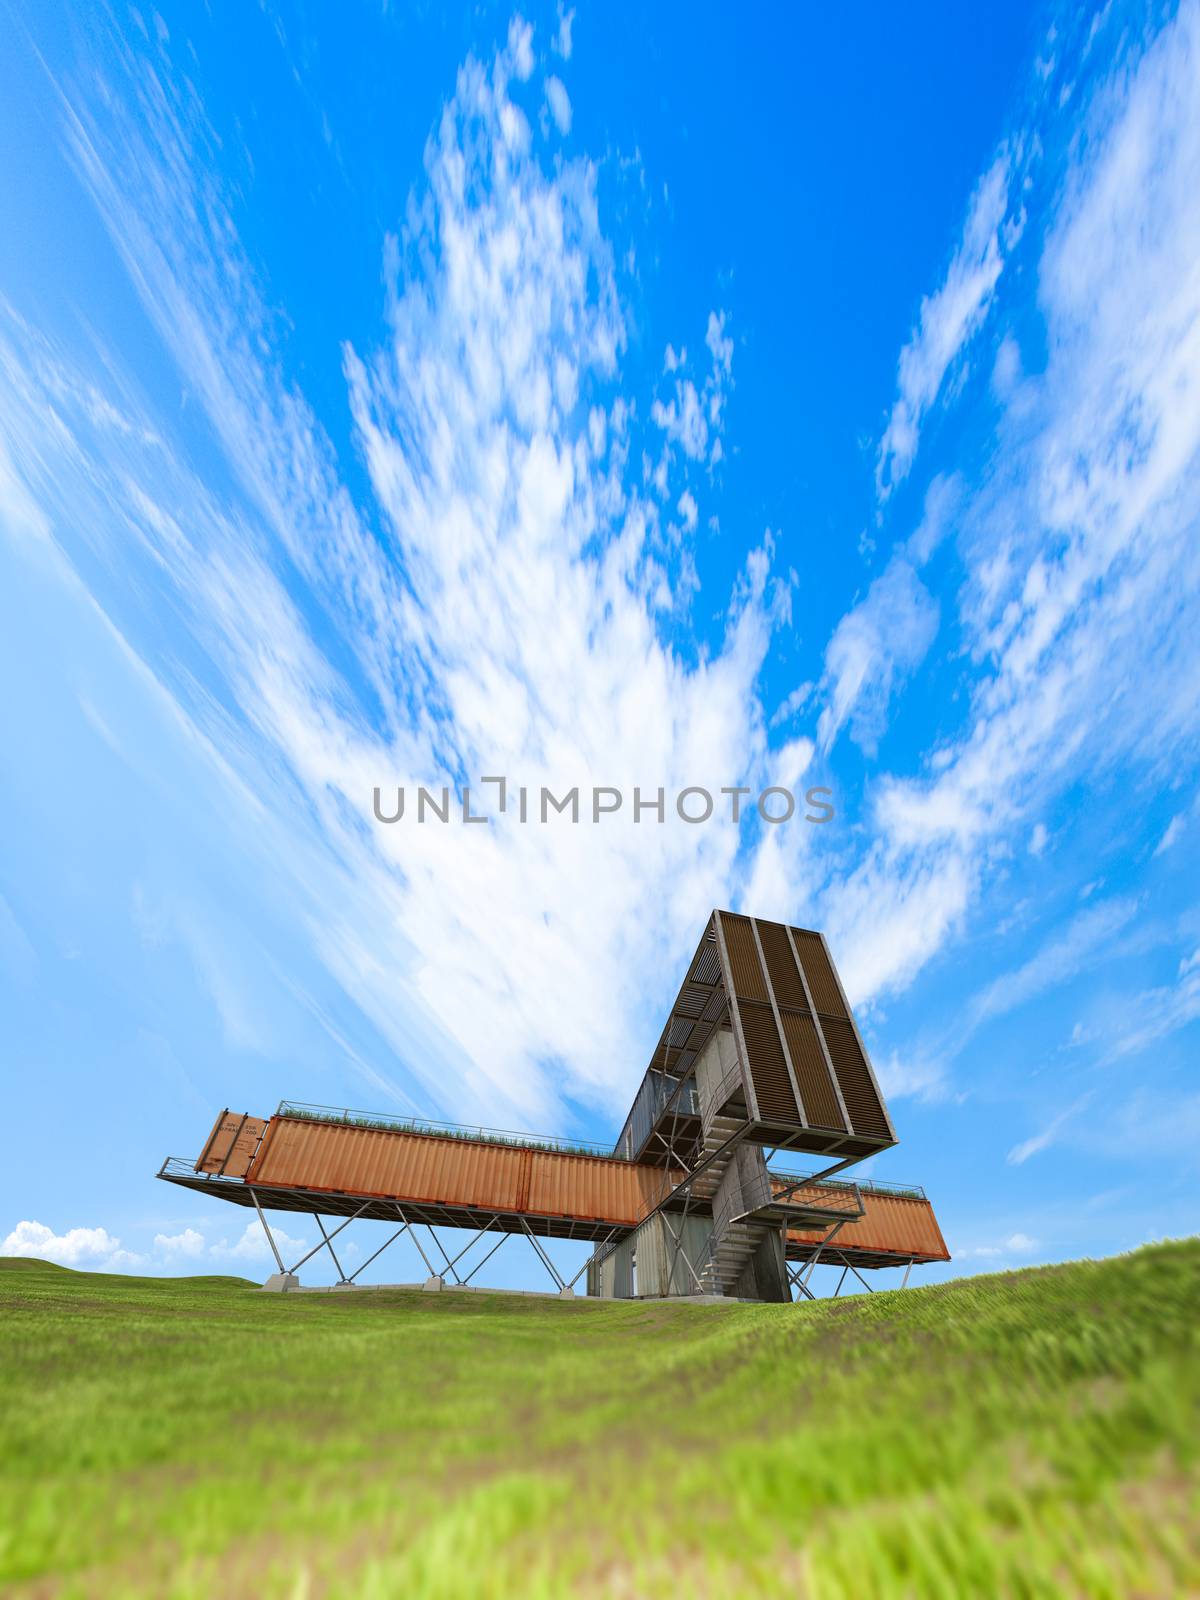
top-left (157, 912), bottom-right (950, 1300)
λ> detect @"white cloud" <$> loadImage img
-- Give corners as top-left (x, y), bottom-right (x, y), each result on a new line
top-left (957, 1231), bottom-right (1039, 1259)
top-left (5, 0), bottom-right (1199, 1150)
top-left (970, 895), bottom-right (1139, 1029)
top-left (905, 471), bottom-right (961, 564)
top-left (506, 17), bottom-right (535, 82)
top-left (829, 5), bottom-right (1200, 1013)
top-left (1028, 821), bottom-right (1049, 857)
top-left (872, 1047), bottom-right (946, 1101)
top-left (554, 6), bottom-right (574, 60)
top-left (1007, 1095), bottom-right (1092, 1165)
top-left (1094, 945), bottom-right (1200, 1066)
top-left (2, 1220), bottom-right (144, 1268)
top-left (0, 28), bottom-right (788, 1139)
top-left (677, 488), bottom-right (698, 531)
top-left (650, 309), bottom-right (733, 467)
top-left (877, 150), bottom-right (1016, 499)
top-left (544, 76), bottom-right (572, 136)
top-left (1153, 814), bottom-right (1184, 856)
top-left (769, 680), bottom-right (814, 730)
top-left (153, 1227), bottom-right (206, 1259)
top-left (816, 557), bottom-right (939, 754)
top-left (209, 1221), bottom-right (308, 1264)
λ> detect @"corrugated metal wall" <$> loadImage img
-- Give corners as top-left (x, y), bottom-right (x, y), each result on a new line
top-left (195, 1110), bottom-right (267, 1178)
top-left (715, 912), bottom-right (895, 1148)
top-left (784, 1189), bottom-right (950, 1263)
top-left (247, 1116), bottom-right (680, 1228)
top-left (633, 1215), bottom-right (668, 1297)
top-left (668, 1215), bottom-right (715, 1295)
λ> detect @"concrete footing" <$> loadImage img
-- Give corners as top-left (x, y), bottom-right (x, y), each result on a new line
top-left (259, 1277), bottom-right (749, 1303)
top-left (261, 1272), bottom-right (300, 1292)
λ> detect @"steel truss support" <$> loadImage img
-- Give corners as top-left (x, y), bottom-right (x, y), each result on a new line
top-left (519, 1216), bottom-right (567, 1291)
top-left (314, 1215), bottom-right (350, 1283)
top-left (424, 1217), bottom-right (506, 1285)
top-left (801, 1218), bottom-right (847, 1290)
top-left (564, 1227), bottom-right (623, 1293)
top-left (841, 1254), bottom-right (874, 1294)
top-left (286, 1202), bottom-right (370, 1276)
top-left (661, 1211), bottom-right (705, 1294)
top-left (426, 1226), bottom-right (464, 1284)
top-left (250, 1189), bottom-right (286, 1275)
top-left (347, 1222), bottom-right (409, 1284)
top-left (394, 1206), bottom-right (438, 1279)
top-left (787, 1265), bottom-right (817, 1300)
top-left (460, 1231), bottom-right (508, 1286)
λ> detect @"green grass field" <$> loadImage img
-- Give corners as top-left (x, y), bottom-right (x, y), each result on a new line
top-left (2, 1239), bottom-right (1197, 1598)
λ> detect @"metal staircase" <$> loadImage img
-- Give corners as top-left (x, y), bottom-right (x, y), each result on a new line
top-left (695, 1143), bottom-right (774, 1295)
top-left (689, 1110), bottom-right (746, 1200)
top-left (696, 1209), bottom-right (772, 1295)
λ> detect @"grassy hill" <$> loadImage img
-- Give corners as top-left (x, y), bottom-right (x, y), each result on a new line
top-left (1, 1239), bottom-right (1197, 1598)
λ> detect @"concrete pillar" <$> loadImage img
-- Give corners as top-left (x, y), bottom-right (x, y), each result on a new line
top-left (261, 1272), bottom-right (300, 1292)
top-left (422, 1274), bottom-right (445, 1291)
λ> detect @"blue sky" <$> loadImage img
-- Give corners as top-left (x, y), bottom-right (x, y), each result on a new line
top-left (1, 0), bottom-right (1197, 1291)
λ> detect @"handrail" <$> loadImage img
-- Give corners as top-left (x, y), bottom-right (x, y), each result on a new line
top-left (768, 1167), bottom-right (926, 1201)
top-left (274, 1100), bottom-right (621, 1159)
top-left (699, 1061), bottom-right (744, 1131)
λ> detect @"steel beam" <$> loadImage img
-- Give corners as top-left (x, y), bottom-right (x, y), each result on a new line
top-left (396, 1207), bottom-right (438, 1279)
top-left (314, 1215), bottom-right (350, 1283)
top-left (285, 1203), bottom-right (369, 1275)
top-left (347, 1223), bottom-right (409, 1283)
top-left (426, 1226), bottom-right (462, 1285)
top-left (460, 1231), bottom-right (509, 1286)
top-left (519, 1217), bottom-right (566, 1291)
top-left (250, 1188), bottom-right (286, 1274)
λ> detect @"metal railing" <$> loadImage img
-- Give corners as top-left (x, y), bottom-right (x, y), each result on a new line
top-left (768, 1167), bottom-right (926, 1201)
top-left (275, 1100), bottom-right (622, 1160)
top-left (699, 1061), bottom-right (745, 1132)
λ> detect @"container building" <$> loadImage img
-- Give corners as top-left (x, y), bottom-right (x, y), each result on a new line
top-left (158, 912), bottom-right (949, 1299)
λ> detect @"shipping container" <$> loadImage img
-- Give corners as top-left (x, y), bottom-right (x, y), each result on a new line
top-left (194, 1110), bottom-right (267, 1178)
top-left (783, 1185), bottom-right (950, 1265)
top-left (247, 1115), bottom-right (683, 1230)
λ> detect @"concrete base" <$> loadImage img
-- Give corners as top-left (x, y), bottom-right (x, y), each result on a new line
top-left (261, 1272), bottom-right (300, 1292)
top-left (256, 1278), bottom-right (748, 1304)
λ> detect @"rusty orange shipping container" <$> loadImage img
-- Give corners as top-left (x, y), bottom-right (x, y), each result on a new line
top-left (246, 1115), bottom-right (678, 1229)
top-left (784, 1184), bottom-right (950, 1263)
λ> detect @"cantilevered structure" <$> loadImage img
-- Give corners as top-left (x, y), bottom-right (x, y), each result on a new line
top-left (158, 912), bottom-right (950, 1300)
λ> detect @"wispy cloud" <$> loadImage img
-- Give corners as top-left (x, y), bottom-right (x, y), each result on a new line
top-left (816, 557), bottom-right (939, 755)
top-left (0, 19), bottom-right (789, 1135)
top-left (876, 151), bottom-right (1018, 500)
top-left (1153, 814), bottom-right (1184, 856)
top-left (970, 895), bottom-right (1141, 1029)
top-left (828, 3), bottom-right (1200, 1010)
top-left (1008, 1094), bottom-right (1092, 1165)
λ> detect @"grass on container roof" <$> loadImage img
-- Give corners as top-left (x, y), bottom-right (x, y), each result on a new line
top-left (1, 1237), bottom-right (1197, 1598)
